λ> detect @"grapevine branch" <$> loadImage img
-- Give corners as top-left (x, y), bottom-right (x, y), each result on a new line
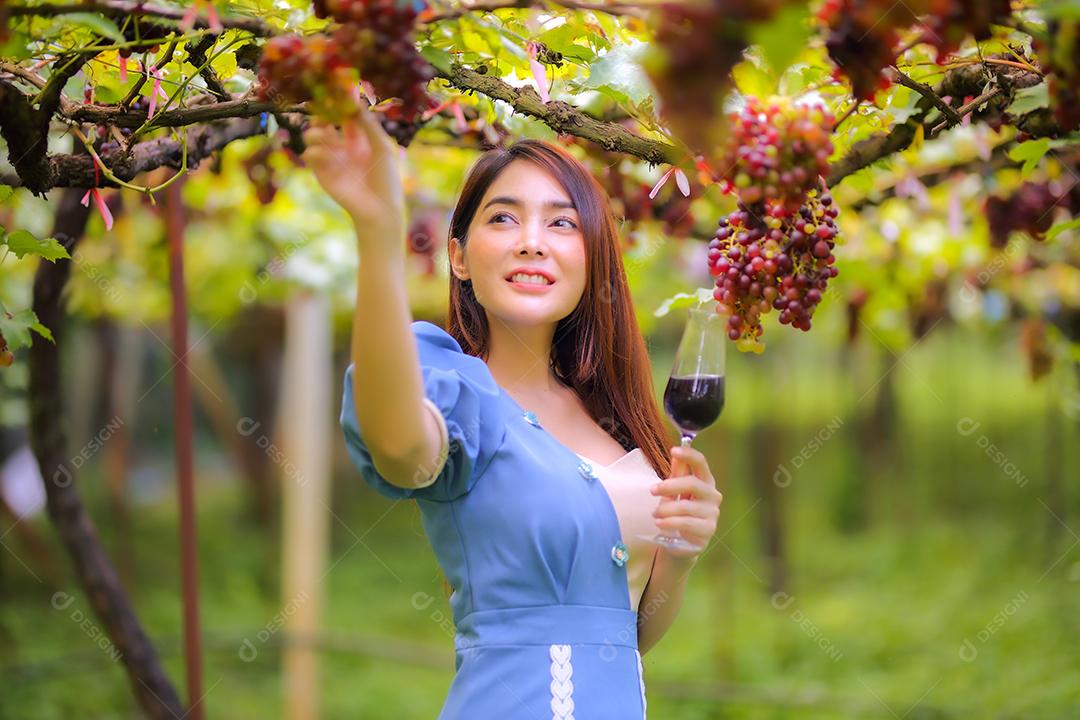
top-left (7, 1), bottom-right (276, 36)
top-left (434, 62), bottom-right (683, 166)
top-left (422, 0), bottom-right (650, 21)
top-left (0, 44), bottom-right (1057, 192)
top-left (0, 81), bottom-right (55, 194)
top-left (890, 68), bottom-right (962, 125)
top-left (829, 60), bottom-right (1048, 186)
top-left (1, 57), bottom-right (682, 189)
top-left (1, 115), bottom-right (264, 188)
top-left (929, 86), bottom-right (1002, 135)
top-left (70, 94), bottom-right (299, 128)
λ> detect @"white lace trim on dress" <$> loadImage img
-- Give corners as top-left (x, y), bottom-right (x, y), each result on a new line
top-left (549, 643), bottom-right (575, 719)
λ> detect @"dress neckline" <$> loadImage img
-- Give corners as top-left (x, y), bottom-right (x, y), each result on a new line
top-left (494, 383), bottom-right (639, 469)
top-left (575, 448), bottom-right (643, 469)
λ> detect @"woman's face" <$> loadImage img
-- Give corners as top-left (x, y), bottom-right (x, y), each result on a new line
top-left (450, 160), bottom-right (588, 328)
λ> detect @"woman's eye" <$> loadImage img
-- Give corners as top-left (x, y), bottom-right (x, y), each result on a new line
top-left (553, 218), bottom-right (578, 229)
top-left (490, 212), bottom-right (514, 224)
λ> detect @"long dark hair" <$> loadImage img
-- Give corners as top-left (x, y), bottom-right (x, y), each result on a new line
top-left (445, 139), bottom-right (672, 479)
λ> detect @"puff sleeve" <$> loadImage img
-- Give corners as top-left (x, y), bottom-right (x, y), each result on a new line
top-left (339, 321), bottom-right (507, 502)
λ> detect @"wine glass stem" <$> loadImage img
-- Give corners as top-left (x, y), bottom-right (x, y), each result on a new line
top-left (672, 433), bottom-right (695, 502)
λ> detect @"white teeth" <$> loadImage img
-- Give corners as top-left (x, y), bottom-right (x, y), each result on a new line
top-left (510, 273), bottom-right (551, 285)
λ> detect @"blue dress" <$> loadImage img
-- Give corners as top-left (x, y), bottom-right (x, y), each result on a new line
top-left (340, 321), bottom-right (649, 719)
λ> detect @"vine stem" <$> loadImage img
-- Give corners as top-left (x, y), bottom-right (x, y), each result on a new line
top-left (1002, 47), bottom-right (1041, 76)
top-left (945, 57), bottom-right (1043, 75)
top-left (832, 99), bottom-right (861, 132)
top-left (70, 125), bottom-right (188, 200)
top-left (66, 29), bottom-right (217, 56)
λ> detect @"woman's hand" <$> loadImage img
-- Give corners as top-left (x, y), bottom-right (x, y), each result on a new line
top-left (650, 445), bottom-right (723, 558)
top-left (301, 106), bottom-right (405, 234)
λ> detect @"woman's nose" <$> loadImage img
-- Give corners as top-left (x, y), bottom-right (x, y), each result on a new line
top-left (517, 221), bottom-right (546, 255)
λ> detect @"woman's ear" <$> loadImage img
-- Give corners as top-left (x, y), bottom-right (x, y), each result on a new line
top-left (448, 236), bottom-right (469, 281)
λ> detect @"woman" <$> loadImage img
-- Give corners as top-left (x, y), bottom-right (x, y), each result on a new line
top-left (304, 107), bottom-right (724, 719)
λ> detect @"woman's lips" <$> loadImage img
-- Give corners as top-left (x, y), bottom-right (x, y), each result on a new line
top-left (506, 277), bottom-right (555, 291)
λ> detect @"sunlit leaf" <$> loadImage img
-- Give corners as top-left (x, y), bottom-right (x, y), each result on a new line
top-left (64, 12), bottom-right (125, 42)
top-left (747, 3), bottom-right (811, 76)
top-left (732, 55), bottom-right (776, 98)
top-left (654, 288), bottom-right (714, 317)
top-left (1046, 217), bottom-right (1080, 241)
top-left (0, 308), bottom-right (53, 350)
top-left (581, 39), bottom-right (654, 107)
top-left (1008, 138), bottom-right (1051, 179)
top-left (3, 230), bottom-right (70, 262)
top-left (1007, 83), bottom-right (1050, 116)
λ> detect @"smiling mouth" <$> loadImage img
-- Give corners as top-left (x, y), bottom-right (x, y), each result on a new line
top-left (506, 273), bottom-right (554, 286)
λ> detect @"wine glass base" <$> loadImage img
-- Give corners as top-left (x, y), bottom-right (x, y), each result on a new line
top-left (635, 532), bottom-right (703, 552)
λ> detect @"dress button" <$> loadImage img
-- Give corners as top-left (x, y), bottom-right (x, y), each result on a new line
top-left (577, 461), bottom-right (597, 482)
top-left (610, 542), bottom-right (629, 567)
top-left (522, 410), bottom-right (541, 428)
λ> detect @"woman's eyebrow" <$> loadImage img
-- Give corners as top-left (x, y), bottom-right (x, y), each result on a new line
top-left (482, 196), bottom-right (577, 212)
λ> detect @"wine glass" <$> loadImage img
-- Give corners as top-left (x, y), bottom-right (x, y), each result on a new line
top-left (638, 304), bottom-right (727, 551)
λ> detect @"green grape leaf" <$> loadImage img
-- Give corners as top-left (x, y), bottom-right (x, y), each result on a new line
top-left (3, 230), bottom-right (71, 262)
top-left (535, 22), bottom-right (596, 64)
top-left (1046, 217), bottom-right (1080, 241)
top-left (581, 39), bottom-right (654, 107)
top-left (1008, 137), bottom-right (1051, 179)
top-left (747, 3), bottom-right (811, 75)
top-left (654, 287), bottom-right (714, 317)
top-left (64, 12), bottom-right (125, 42)
top-left (210, 47), bottom-right (238, 83)
top-left (420, 45), bottom-right (455, 75)
top-left (0, 308), bottom-right (54, 350)
top-left (732, 53), bottom-right (776, 98)
top-left (1, 29), bottom-right (35, 61)
top-left (1007, 83), bottom-right (1050, 116)
top-left (885, 86), bottom-right (923, 124)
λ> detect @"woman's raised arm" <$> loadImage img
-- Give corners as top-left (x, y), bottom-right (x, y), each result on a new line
top-left (304, 108), bottom-right (445, 491)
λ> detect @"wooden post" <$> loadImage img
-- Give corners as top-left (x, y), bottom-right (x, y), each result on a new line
top-left (280, 292), bottom-right (332, 720)
top-left (165, 178), bottom-right (205, 720)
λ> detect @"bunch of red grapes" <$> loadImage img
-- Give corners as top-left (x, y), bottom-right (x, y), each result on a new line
top-left (644, 0), bottom-right (783, 152)
top-left (1036, 19), bottom-right (1080, 131)
top-left (708, 189), bottom-right (840, 352)
top-left (817, 0), bottom-right (1012, 100)
top-left (817, 0), bottom-right (910, 99)
top-left (918, 0), bottom-right (1011, 58)
top-left (983, 179), bottom-right (1080, 248)
top-left (258, 33), bottom-right (358, 121)
top-left (717, 96), bottom-right (835, 212)
top-left (258, 0), bottom-right (435, 144)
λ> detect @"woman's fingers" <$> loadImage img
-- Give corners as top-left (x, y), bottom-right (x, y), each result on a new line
top-left (670, 445), bottom-right (714, 482)
top-left (342, 116), bottom-right (374, 158)
top-left (302, 124), bottom-right (336, 159)
top-left (654, 515), bottom-right (713, 539)
top-left (354, 103), bottom-right (394, 157)
top-left (652, 498), bottom-right (718, 520)
top-left (651, 474), bottom-right (721, 500)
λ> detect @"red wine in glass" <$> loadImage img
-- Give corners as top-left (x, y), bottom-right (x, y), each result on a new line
top-left (638, 305), bottom-right (727, 552)
top-left (664, 375), bottom-right (725, 436)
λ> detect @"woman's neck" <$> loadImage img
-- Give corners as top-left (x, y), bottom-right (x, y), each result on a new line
top-left (485, 318), bottom-right (564, 400)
